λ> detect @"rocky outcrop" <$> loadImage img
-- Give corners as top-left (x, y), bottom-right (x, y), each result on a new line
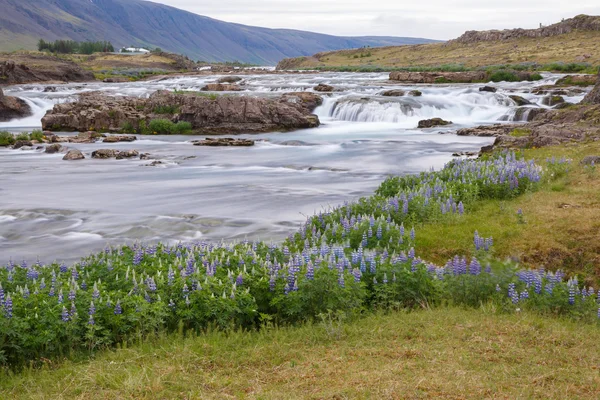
top-left (217, 76), bottom-right (243, 84)
top-left (456, 103), bottom-right (600, 150)
top-left (42, 91), bottom-right (321, 134)
top-left (582, 72), bottom-right (600, 105)
top-left (390, 71), bottom-right (539, 83)
top-left (408, 90), bottom-right (422, 97)
top-left (450, 14), bottom-right (600, 44)
top-left (418, 118), bottom-right (452, 128)
top-left (201, 83), bottom-right (242, 91)
top-left (314, 84), bottom-right (334, 92)
top-left (509, 95), bottom-right (531, 106)
top-left (280, 92), bottom-right (323, 113)
top-left (381, 89), bottom-right (405, 97)
top-left (91, 149), bottom-right (140, 159)
top-left (192, 138), bottom-right (255, 147)
top-left (0, 88), bottom-right (32, 122)
top-left (513, 107), bottom-right (547, 122)
top-left (0, 55), bottom-right (94, 85)
top-left (541, 95), bottom-right (565, 107)
top-left (103, 135), bottom-right (137, 143)
top-left (63, 149), bottom-right (85, 161)
top-left (390, 71), bottom-right (487, 83)
top-left (581, 155), bottom-right (600, 165)
top-left (555, 75), bottom-right (598, 86)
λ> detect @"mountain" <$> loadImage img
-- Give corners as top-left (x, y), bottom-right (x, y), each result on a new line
top-left (0, 0), bottom-right (438, 65)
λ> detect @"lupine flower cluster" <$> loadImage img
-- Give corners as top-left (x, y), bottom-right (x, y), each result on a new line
top-left (0, 152), bottom-right (595, 368)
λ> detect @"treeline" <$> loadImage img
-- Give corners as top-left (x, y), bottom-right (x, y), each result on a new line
top-left (37, 39), bottom-right (115, 54)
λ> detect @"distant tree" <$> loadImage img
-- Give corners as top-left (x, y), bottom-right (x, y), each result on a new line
top-left (37, 39), bottom-right (115, 54)
top-left (151, 47), bottom-right (163, 53)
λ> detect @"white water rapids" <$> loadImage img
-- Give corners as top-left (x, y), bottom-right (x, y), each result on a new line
top-left (0, 72), bottom-right (587, 263)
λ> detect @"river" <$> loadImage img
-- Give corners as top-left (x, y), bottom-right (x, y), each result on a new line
top-left (0, 72), bottom-right (585, 263)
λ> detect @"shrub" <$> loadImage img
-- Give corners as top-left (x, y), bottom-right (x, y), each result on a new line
top-left (170, 121), bottom-right (192, 134)
top-left (30, 130), bottom-right (44, 142)
top-left (0, 131), bottom-right (15, 146)
top-left (489, 71), bottom-right (520, 82)
top-left (148, 119), bottom-right (174, 134)
top-left (15, 132), bottom-right (30, 141)
top-left (153, 105), bottom-right (180, 115)
top-left (121, 121), bottom-right (135, 134)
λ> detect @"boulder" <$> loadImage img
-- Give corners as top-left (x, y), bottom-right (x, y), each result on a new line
top-left (63, 149), bottom-right (85, 160)
top-left (380, 89), bottom-right (405, 97)
top-left (42, 90), bottom-right (321, 134)
top-left (201, 83), bottom-right (242, 91)
top-left (280, 92), bottom-right (323, 112)
top-left (582, 72), bottom-right (600, 105)
top-left (13, 140), bottom-right (33, 149)
top-left (513, 107), bottom-right (547, 122)
top-left (43, 86), bottom-right (57, 93)
top-left (418, 118), bottom-right (452, 128)
top-left (0, 87), bottom-right (32, 122)
top-left (581, 156), bottom-right (600, 165)
top-left (91, 149), bottom-right (119, 159)
top-left (479, 86), bottom-right (497, 93)
top-left (103, 135), bottom-right (137, 143)
top-left (541, 95), bottom-right (565, 107)
top-left (313, 83), bottom-right (334, 92)
top-left (44, 144), bottom-right (63, 154)
top-left (116, 150), bottom-right (139, 159)
top-left (217, 76), bottom-right (243, 84)
top-left (509, 95), bottom-right (531, 106)
top-left (408, 90), bottom-right (422, 97)
top-left (192, 138), bottom-right (255, 147)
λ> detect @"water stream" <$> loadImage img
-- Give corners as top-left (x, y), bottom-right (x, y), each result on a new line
top-left (0, 72), bottom-right (586, 263)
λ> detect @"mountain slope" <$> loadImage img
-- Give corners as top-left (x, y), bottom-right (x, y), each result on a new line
top-left (0, 0), bottom-right (438, 64)
top-left (276, 15), bottom-right (600, 70)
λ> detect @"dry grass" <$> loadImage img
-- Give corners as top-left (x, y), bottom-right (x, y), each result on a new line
top-left (284, 31), bottom-right (600, 70)
top-left (1, 307), bottom-right (599, 399)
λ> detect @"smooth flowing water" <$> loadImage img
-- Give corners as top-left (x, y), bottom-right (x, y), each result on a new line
top-left (0, 72), bottom-right (583, 263)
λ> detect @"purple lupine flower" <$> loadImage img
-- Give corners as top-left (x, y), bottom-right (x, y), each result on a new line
top-left (236, 273), bottom-right (244, 286)
top-left (458, 202), bottom-right (464, 215)
top-left (144, 292), bottom-right (151, 303)
top-left (80, 281), bottom-right (87, 290)
top-left (146, 277), bottom-right (157, 292)
top-left (4, 295), bottom-right (12, 318)
top-left (133, 250), bottom-right (144, 266)
top-left (410, 227), bottom-right (415, 241)
top-left (408, 248), bottom-right (415, 259)
top-left (23, 285), bottom-right (30, 299)
top-left (61, 306), bottom-right (70, 322)
top-left (168, 268), bottom-right (175, 286)
top-left (352, 268), bottom-right (361, 283)
top-left (338, 273), bottom-right (345, 288)
top-left (88, 314), bottom-right (95, 325)
top-left (59, 263), bottom-right (68, 273)
top-left (168, 299), bottom-right (176, 310)
top-left (92, 282), bottom-right (100, 299)
top-left (376, 225), bottom-right (383, 240)
top-left (569, 285), bottom-right (576, 305)
top-left (70, 302), bottom-right (77, 318)
top-left (383, 273), bottom-right (388, 284)
top-left (469, 258), bottom-right (481, 275)
top-left (269, 274), bottom-right (276, 292)
top-left (114, 300), bottom-right (122, 315)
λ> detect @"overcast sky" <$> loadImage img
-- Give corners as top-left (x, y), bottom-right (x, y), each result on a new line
top-left (152, 0), bottom-right (598, 40)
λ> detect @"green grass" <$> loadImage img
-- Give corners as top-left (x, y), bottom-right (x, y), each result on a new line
top-left (2, 307), bottom-right (599, 399)
top-left (413, 142), bottom-right (600, 283)
top-left (510, 128), bottom-right (531, 137)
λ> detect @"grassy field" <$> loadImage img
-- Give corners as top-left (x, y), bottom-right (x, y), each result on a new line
top-left (414, 141), bottom-right (600, 284)
top-left (279, 31), bottom-right (600, 71)
top-left (2, 307), bottom-right (599, 399)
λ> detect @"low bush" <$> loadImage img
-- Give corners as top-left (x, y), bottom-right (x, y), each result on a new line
top-left (153, 105), bottom-right (180, 115)
top-left (30, 130), bottom-right (44, 142)
top-left (15, 132), bottom-right (30, 141)
top-left (0, 131), bottom-right (15, 146)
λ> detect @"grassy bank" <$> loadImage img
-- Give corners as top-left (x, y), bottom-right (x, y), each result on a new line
top-left (2, 307), bottom-right (600, 399)
top-left (277, 31), bottom-right (600, 73)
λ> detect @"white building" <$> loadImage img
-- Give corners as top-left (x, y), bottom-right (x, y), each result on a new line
top-left (120, 47), bottom-right (150, 54)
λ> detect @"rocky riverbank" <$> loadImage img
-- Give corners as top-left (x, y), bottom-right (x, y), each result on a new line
top-left (455, 73), bottom-right (600, 151)
top-left (41, 91), bottom-right (322, 134)
top-left (389, 71), bottom-right (541, 84)
top-left (0, 54), bottom-right (94, 85)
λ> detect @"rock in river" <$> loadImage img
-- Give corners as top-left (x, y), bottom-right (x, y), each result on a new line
top-left (0, 87), bottom-right (32, 122)
top-left (192, 138), bottom-right (255, 147)
top-left (418, 118), bottom-right (452, 128)
top-left (63, 149), bottom-right (85, 161)
top-left (42, 90), bottom-right (321, 134)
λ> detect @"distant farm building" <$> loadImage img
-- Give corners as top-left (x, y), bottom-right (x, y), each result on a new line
top-left (120, 47), bottom-right (150, 54)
